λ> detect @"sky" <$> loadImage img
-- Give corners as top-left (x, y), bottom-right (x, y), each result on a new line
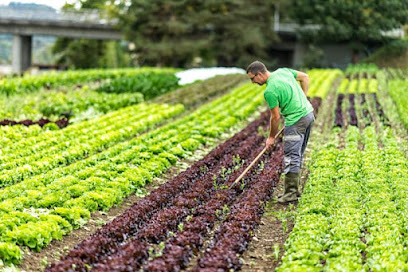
top-left (0, 0), bottom-right (74, 10)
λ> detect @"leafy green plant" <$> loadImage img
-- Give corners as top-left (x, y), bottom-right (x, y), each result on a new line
top-left (97, 73), bottom-right (179, 100)
top-left (0, 242), bottom-right (22, 265)
top-left (0, 82), bottom-right (267, 265)
top-left (388, 80), bottom-right (408, 128)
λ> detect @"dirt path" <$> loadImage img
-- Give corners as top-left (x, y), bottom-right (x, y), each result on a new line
top-left (241, 172), bottom-right (306, 272)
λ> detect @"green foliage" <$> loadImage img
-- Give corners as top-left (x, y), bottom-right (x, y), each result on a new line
top-left (116, 0), bottom-right (279, 67)
top-left (307, 69), bottom-right (342, 98)
top-left (346, 63), bottom-right (379, 76)
top-left (52, 0), bottom-right (130, 69)
top-left (0, 67), bottom-right (179, 96)
top-left (291, 0), bottom-right (408, 61)
top-left (388, 80), bottom-right (408, 129)
top-left (0, 86), bottom-right (144, 122)
top-left (0, 81), bottom-right (266, 265)
top-left (96, 72), bottom-right (179, 99)
top-left (292, 1), bottom-right (408, 43)
top-left (363, 39), bottom-right (408, 68)
top-left (152, 74), bottom-right (247, 109)
top-left (0, 242), bottom-right (22, 265)
top-left (52, 38), bottom-right (131, 70)
top-left (369, 40), bottom-right (408, 59)
top-left (301, 45), bottom-right (325, 68)
top-left (0, 103), bottom-right (184, 187)
top-left (278, 125), bottom-right (408, 271)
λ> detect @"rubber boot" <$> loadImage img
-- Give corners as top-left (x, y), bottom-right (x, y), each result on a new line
top-left (277, 173), bottom-right (299, 204)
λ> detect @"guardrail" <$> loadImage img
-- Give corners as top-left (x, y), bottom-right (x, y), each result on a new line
top-left (0, 6), bottom-right (116, 25)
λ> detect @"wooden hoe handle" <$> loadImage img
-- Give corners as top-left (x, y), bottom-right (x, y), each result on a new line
top-left (229, 127), bottom-right (284, 189)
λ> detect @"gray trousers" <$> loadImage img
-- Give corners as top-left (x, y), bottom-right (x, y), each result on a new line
top-left (283, 112), bottom-right (315, 174)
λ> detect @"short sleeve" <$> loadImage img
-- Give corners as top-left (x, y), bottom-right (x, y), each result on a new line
top-left (285, 68), bottom-right (297, 79)
top-left (264, 91), bottom-right (278, 109)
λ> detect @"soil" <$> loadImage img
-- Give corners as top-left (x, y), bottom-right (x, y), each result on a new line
top-left (240, 162), bottom-right (309, 272)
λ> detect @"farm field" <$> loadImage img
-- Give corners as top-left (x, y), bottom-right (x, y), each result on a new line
top-left (0, 66), bottom-right (407, 272)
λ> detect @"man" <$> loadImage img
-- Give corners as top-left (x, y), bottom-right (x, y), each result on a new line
top-left (246, 61), bottom-right (314, 204)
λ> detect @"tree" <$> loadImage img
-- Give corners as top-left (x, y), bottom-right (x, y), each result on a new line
top-left (52, 38), bottom-right (105, 69)
top-left (289, 0), bottom-right (408, 63)
top-left (52, 0), bottom-right (130, 69)
top-left (115, 0), bottom-right (280, 67)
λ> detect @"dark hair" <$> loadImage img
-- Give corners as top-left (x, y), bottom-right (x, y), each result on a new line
top-left (246, 61), bottom-right (267, 75)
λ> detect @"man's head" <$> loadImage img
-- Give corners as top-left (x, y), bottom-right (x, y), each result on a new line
top-left (246, 61), bottom-right (269, 85)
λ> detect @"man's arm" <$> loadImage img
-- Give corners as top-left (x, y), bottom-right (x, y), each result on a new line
top-left (266, 106), bottom-right (280, 148)
top-left (293, 70), bottom-right (309, 96)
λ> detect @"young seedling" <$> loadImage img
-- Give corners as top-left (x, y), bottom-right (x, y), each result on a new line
top-left (233, 154), bottom-right (241, 165)
top-left (222, 204), bottom-right (230, 216)
top-left (273, 244), bottom-right (280, 260)
top-left (257, 161), bottom-right (264, 173)
top-left (200, 165), bottom-right (208, 174)
top-left (212, 174), bottom-right (218, 189)
top-left (215, 209), bottom-right (222, 217)
top-left (178, 222), bottom-right (184, 232)
top-left (221, 167), bottom-right (227, 180)
top-left (41, 257), bottom-right (48, 267)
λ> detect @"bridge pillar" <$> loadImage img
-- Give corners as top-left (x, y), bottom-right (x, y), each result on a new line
top-left (12, 35), bottom-right (32, 74)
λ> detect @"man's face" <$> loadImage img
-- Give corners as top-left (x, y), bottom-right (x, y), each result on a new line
top-left (247, 72), bottom-right (265, 86)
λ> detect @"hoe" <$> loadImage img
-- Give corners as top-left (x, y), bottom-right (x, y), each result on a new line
top-left (229, 127), bottom-right (284, 189)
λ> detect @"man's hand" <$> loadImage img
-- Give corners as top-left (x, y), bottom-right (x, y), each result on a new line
top-left (266, 137), bottom-right (275, 148)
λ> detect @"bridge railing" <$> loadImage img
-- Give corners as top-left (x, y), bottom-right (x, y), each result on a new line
top-left (0, 6), bottom-right (116, 25)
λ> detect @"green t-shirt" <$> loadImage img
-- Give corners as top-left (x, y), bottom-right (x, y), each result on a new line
top-left (264, 68), bottom-right (313, 126)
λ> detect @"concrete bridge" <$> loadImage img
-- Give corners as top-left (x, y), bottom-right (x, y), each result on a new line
top-left (0, 6), bottom-right (122, 73)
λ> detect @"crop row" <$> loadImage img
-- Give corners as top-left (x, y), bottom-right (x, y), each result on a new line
top-left (385, 68), bottom-right (408, 80)
top-left (359, 93), bottom-right (373, 127)
top-left (96, 73), bottom-right (179, 99)
top-left (333, 77), bottom-right (387, 128)
top-left (0, 125), bottom-right (46, 149)
top-left (334, 93), bottom-right (388, 129)
top-left (0, 85), bottom-right (144, 123)
top-left (0, 83), bottom-right (265, 265)
top-left (0, 67), bottom-right (179, 96)
top-left (307, 69), bottom-right (342, 98)
top-left (0, 74), bottom-right (244, 147)
top-left (334, 93), bottom-right (345, 127)
top-left (0, 118), bottom-right (68, 129)
top-left (0, 103), bottom-right (185, 187)
top-left (348, 94), bottom-right (358, 126)
top-left (192, 147), bottom-right (283, 271)
top-left (338, 79), bottom-right (378, 94)
top-left (46, 109), bottom-right (283, 271)
top-left (345, 64), bottom-right (379, 77)
top-left (152, 74), bottom-right (247, 109)
top-left (388, 80), bottom-right (408, 129)
top-left (277, 124), bottom-right (408, 271)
